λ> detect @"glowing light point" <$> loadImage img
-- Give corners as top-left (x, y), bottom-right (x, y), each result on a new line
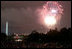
top-left (51, 9), bottom-right (57, 13)
top-left (44, 16), bottom-right (56, 26)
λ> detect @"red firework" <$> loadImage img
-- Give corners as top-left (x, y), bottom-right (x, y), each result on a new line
top-left (36, 1), bottom-right (63, 29)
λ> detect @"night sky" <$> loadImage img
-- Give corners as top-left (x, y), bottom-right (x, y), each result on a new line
top-left (1, 1), bottom-right (71, 35)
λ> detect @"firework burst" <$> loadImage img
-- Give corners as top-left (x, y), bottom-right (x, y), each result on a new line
top-left (36, 1), bottom-right (63, 29)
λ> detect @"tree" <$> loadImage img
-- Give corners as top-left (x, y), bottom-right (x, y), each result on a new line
top-left (26, 30), bottom-right (40, 43)
top-left (1, 33), bottom-right (7, 41)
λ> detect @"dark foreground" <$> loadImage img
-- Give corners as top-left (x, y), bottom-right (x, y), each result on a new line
top-left (1, 27), bottom-right (71, 48)
top-left (1, 40), bottom-right (71, 48)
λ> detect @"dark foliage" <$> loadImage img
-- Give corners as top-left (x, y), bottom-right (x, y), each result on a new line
top-left (1, 27), bottom-right (71, 48)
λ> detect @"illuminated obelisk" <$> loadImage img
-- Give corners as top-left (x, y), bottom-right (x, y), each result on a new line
top-left (6, 21), bottom-right (8, 36)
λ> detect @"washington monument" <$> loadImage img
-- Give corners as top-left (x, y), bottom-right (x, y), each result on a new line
top-left (6, 21), bottom-right (8, 36)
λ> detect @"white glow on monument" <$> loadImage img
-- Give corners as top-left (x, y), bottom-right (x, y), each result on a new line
top-left (6, 21), bottom-right (8, 36)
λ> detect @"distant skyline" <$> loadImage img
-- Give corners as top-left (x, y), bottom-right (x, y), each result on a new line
top-left (1, 1), bottom-right (71, 35)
